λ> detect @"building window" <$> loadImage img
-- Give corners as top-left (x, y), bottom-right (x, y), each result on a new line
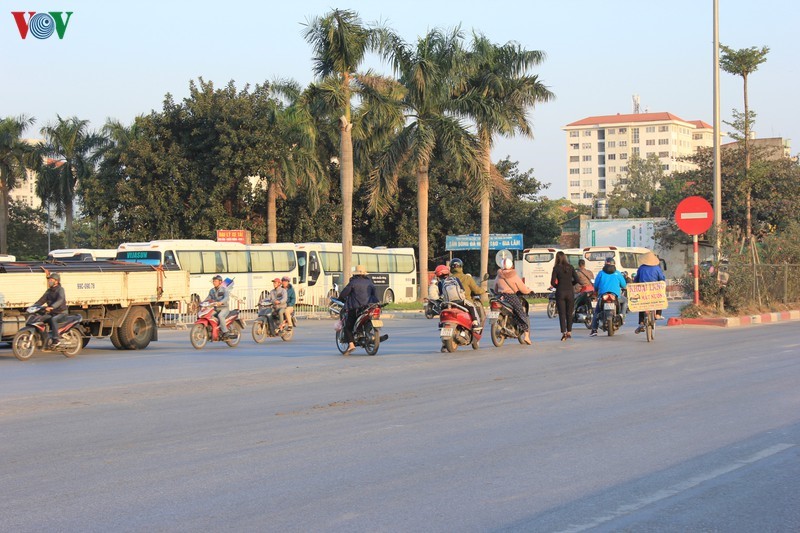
top-left (619, 127), bottom-right (627, 134)
top-left (645, 126), bottom-right (655, 133)
top-left (632, 128), bottom-right (639, 144)
top-left (571, 192), bottom-right (581, 199)
top-left (598, 180), bottom-right (606, 190)
top-left (569, 168), bottom-right (580, 175)
top-left (658, 138), bottom-right (669, 145)
top-left (659, 125), bottom-right (669, 132)
top-left (607, 154), bottom-right (616, 160)
top-left (582, 179), bottom-right (593, 187)
top-left (632, 147), bottom-right (640, 156)
top-left (569, 180), bottom-right (580, 187)
top-left (598, 167), bottom-right (606, 178)
top-left (646, 139), bottom-right (655, 146)
top-left (646, 152), bottom-right (655, 157)
top-left (582, 155), bottom-right (592, 162)
top-left (608, 166), bottom-right (616, 173)
top-left (582, 168), bottom-right (592, 174)
top-left (570, 155), bottom-right (579, 162)
top-left (583, 130), bottom-right (592, 136)
top-left (621, 165), bottom-right (628, 172)
top-left (607, 141), bottom-right (615, 148)
top-left (569, 131), bottom-right (579, 137)
top-left (582, 142), bottom-right (591, 149)
top-left (619, 140), bottom-right (627, 147)
top-left (608, 128), bottom-right (615, 134)
top-left (570, 143), bottom-right (579, 149)
top-left (659, 151), bottom-right (669, 158)
top-left (662, 164), bottom-right (669, 171)
top-left (620, 153), bottom-right (628, 160)
top-left (693, 133), bottom-right (703, 140)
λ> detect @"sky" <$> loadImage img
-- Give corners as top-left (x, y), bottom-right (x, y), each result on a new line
top-left (2, 0), bottom-right (798, 200)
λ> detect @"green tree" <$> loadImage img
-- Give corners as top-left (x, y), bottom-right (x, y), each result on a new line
top-left (720, 43), bottom-right (770, 242)
top-left (303, 9), bottom-right (403, 285)
top-left (7, 199), bottom-right (54, 260)
top-left (607, 153), bottom-right (664, 217)
top-left (455, 33), bottom-right (554, 283)
top-left (370, 27), bottom-right (481, 298)
top-left (0, 115), bottom-right (40, 254)
top-left (38, 116), bottom-right (104, 247)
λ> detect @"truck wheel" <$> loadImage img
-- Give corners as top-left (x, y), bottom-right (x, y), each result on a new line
top-left (110, 328), bottom-right (126, 350)
top-left (118, 307), bottom-right (154, 350)
top-left (12, 330), bottom-right (36, 361)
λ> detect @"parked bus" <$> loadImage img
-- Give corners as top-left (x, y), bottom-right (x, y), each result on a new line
top-left (115, 240), bottom-right (298, 311)
top-left (518, 247), bottom-right (560, 294)
top-left (0, 254), bottom-right (16, 262)
top-left (294, 242), bottom-right (417, 306)
top-left (580, 246), bottom-right (656, 277)
top-left (48, 248), bottom-right (118, 262)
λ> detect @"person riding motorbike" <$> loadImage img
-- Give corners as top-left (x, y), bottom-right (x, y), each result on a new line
top-left (632, 251), bottom-right (666, 333)
top-left (494, 258), bottom-right (534, 345)
top-left (280, 276), bottom-right (296, 330)
top-left (338, 265), bottom-right (379, 355)
top-left (575, 259), bottom-right (595, 292)
top-left (447, 258), bottom-right (485, 329)
top-left (590, 257), bottom-right (628, 337)
top-left (34, 272), bottom-right (67, 347)
top-left (268, 277), bottom-right (287, 326)
top-left (205, 275), bottom-right (231, 339)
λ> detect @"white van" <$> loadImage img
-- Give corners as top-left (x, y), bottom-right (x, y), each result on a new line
top-left (519, 247), bottom-right (560, 294)
top-left (580, 246), bottom-right (657, 277)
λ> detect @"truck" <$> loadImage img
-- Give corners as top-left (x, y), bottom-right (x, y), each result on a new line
top-left (1, 263), bottom-right (190, 350)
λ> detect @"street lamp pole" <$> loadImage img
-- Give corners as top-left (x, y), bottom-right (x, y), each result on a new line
top-left (712, 0), bottom-right (722, 261)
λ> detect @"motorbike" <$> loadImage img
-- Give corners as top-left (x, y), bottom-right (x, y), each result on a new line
top-left (330, 297), bottom-right (388, 356)
top-left (438, 295), bottom-right (484, 352)
top-left (488, 292), bottom-right (530, 347)
top-left (547, 286), bottom-right (595, 329)
top-left (595, 292), bottom-right (626, 336)
top-left (252, 298), bottom-right (297, 343)
top-left (423, 297), bottom-right (443, 319)
top-left (189, 301), bottom-right (244, 349)
top-left (11, 305), bottom-right (84, 361)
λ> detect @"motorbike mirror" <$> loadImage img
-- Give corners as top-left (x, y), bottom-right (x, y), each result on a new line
top-left (482, 273), bottom-right (490, 282)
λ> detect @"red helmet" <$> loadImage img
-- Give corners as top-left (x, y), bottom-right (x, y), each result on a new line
top-left (434, 265), bottom-right (450, 277)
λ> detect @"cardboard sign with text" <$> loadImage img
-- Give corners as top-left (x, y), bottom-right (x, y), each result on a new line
top-left (626, 281), bottom-right (668, 312)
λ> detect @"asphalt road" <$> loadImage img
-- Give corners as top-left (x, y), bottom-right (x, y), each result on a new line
top-left (1, 307), bottom-right (799, 532)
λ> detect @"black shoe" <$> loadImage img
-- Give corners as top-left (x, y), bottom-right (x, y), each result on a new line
top-left (589, 330), bottom-right (597, 337)
top-left (220, 332), bottom-right (230, 340)
top-left (635, 325), bottom-right (645, 334)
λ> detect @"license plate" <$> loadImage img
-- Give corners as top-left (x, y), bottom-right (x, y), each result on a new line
top-left (604, 303), bottom-right (616, 310)
top-left (370, 320), bottom-right (383, 328)
top-left (487, 311), bottom-right (500, 319)
top-left (440, 327), bottom-right (454, 337)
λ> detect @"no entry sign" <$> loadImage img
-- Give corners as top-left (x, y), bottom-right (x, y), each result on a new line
top-left (675, 196), bottom-right (713, 235)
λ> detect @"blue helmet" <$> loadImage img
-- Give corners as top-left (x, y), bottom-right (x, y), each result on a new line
top-left (450, 258), bottom-right (463, 269)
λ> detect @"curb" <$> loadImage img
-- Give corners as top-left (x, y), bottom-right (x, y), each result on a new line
top-left (668, 310), bottom-right (800, 327)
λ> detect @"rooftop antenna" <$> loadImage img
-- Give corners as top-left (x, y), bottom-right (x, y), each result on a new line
top-left (632, 94), bottom-right (640, 114)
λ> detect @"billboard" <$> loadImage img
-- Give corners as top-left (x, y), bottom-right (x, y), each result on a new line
top-left (445, 234), bottom-right (524, 251)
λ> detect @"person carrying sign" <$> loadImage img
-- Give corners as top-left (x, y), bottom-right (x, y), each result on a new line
top-left (632, 252), bottom-right (666, 333)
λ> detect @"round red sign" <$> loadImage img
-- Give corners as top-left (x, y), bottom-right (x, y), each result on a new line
top-left (675, 196), bottom-right (714, 235)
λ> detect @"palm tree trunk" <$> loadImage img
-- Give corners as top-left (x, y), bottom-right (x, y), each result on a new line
top-left (340, 116), bottom-right (354, 287)
top-left (65, 201), bottom-right (74, 248)
top-left (267, 179), bottom-right (278, 244)
top-left (479, 133), bottom-right (492, 287)
top-left (0, 187), bottom-right (9, 255)
top-left (416, 164), bottom-right (429, 301)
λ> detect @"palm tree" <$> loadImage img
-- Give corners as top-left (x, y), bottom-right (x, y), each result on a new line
top-left (38, 116), bottom-right (104, 247)
top-left (455, 34), bottom-right (554, 283)
top-left (262, 80), bottom-right (326, 243)
top-left (720, 44), bottom-right (769, 243)
top-left (302, 8), bottom-right (385, 286)
top-left (370, 27), bottom-right (482, 299)
top-left (0, 115), bottom-right (40, 255)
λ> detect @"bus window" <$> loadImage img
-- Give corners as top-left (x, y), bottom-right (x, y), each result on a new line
top-left (308, 252), bottom-right (321, 286)
top-left (164, 250), bottom-right (177, 266)
top-left (297, 252), bottom-right (307, 284)
top-left (176, 251), bottom-right (203, 273)
top-left (226, 250), bottom-right (249, 273)
top-left (273, 250), bottom-right (296, 272)
top-left (396, 254), bottom-right (415, 274)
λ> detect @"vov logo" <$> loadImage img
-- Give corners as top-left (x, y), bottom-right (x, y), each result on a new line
top-left (11, 11), bottom-right (73, 39)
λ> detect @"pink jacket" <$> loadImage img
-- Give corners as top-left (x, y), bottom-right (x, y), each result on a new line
top-left (494, 268), bottom-right (533, 295)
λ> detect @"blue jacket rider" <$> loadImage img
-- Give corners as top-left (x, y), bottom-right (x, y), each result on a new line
top-left (590, 258), bottom-right (628, 335)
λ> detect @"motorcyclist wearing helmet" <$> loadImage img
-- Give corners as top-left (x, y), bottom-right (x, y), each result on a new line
top-left (205, 275), bottom-right (231, 338)
top-left (34, 272), bottom-right (67, 346)
top-left (589, 257), bottom-right (628, 336)
top-left (449, 258), bottom-right (485, 328)
top-left (494, 257), bottom-right (534, 344)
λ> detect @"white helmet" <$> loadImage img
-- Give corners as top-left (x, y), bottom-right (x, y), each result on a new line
top-left (502, 258), bottom-right (514, 270)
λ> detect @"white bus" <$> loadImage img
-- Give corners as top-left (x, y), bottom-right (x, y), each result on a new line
top-left (0, 254), bottom-right (16, 262)
top-left (518, 247), bottom-right (560, 294)
top-left (115, 240), bottom-right (298, 310)
top-left (48, 248), bottom-right (118, 262)
top-left (294, 242), bottom-right (417, 305)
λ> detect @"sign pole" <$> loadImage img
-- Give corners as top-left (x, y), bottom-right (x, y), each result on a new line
top-left (693, 234), bottom-right (700, 305)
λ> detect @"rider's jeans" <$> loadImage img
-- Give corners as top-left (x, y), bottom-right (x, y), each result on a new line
top-left (216, 307), bottom-right (230, 333)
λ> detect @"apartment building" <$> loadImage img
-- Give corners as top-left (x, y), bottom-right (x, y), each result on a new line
top-left (563, 112), bottom-right (712, 205)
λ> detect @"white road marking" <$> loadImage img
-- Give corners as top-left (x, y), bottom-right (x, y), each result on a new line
top-left (557, 443), bottom-right (796, 533)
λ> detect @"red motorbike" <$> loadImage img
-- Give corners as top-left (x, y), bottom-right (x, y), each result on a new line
top-left (330, 298), bottom-right (388, 356)
top-left (189, 302), bottom-right (244, 349)
top-left (11, 305), bottom-right (85, 361)
top-left (438, 296), bottom-right (484, 352)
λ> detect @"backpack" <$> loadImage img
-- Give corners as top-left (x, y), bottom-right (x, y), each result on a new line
top-left (441, 276), bottom-right (465, 303)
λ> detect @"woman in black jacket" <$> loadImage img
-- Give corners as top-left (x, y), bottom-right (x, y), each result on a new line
top-left (550, 251), bottom-right (578, 341)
